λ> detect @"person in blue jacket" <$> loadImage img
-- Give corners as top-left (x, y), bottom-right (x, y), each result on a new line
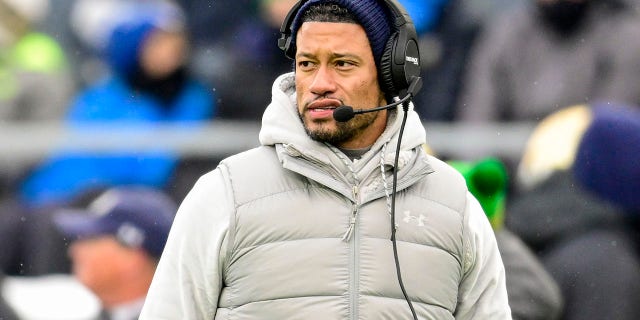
top-left (19, 5), bottom-right (216, 208)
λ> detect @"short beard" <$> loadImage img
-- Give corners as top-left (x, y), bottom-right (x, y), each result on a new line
top-left (299, 110), bottom-right (380, 145)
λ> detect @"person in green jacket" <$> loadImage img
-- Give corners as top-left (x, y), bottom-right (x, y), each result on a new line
top-left (449, 157), bottom-right (564, 320)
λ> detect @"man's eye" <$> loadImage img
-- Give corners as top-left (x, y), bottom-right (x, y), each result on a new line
top-left (335, 60), bottom-right (355, 68)
top-left (298, 61), bottom-right (314, 69)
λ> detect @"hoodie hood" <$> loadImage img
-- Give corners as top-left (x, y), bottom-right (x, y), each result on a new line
top-left (259, 72), bottom-right (430, 202)
top-left (259, 72), bottom-right (427, 156)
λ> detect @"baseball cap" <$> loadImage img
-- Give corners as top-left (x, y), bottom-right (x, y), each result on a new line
top-left (53, 187), bottom-right (176, 258)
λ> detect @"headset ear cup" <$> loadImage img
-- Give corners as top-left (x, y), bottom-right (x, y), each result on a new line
top-left (379, 34), bottom-right (398, 97)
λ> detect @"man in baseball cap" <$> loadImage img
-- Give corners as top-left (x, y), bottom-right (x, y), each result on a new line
top-left (53, 186), bottom-right (175, 320)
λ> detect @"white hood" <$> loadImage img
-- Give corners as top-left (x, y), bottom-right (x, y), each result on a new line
top-left (258, 72), bottom-right (427, 159)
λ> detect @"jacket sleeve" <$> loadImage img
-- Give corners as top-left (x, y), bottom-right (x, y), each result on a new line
top-left (139, 168), bottom-right (232, 319)
top-left (455, 192), bottom-right (512, 319)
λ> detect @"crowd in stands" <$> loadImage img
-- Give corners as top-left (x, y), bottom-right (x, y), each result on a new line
top-left (0, 0), bottom-right (639, 319)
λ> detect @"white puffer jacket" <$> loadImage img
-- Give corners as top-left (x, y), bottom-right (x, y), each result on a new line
top-left (140, 73), bottom-right (511, 320)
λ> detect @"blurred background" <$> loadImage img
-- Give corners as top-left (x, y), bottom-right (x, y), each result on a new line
top-left (0, 0), bottom-right (639, 319)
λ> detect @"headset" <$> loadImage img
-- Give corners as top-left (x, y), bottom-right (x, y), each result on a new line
top-left (277, 0), bottom-right (421, 99)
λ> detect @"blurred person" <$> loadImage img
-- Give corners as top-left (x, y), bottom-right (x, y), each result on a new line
top-left (0, 1), bottom-right (213, 277)
top-left (17, 3), bottom-right (216, 209)
top-left (52, 187), bottom-right (176, 320)
top-left (506, 104), bottom-right (640, 320)
top-left (67, 0), bottom-right (188, 86)
top-left (449, 157), bottom-right (563, 320)
top-left (0, 0), bottom-right (72, 122)
top-left (411, 0), bottom-right (527, 121)
top-left (567, 104), bottom-right (640, 319)
top-left (0, 0), bottom-right (74, 195)
top-left (573, 104), bottom-right (640, 217)
top-left (212, 0), bottom-right (298, 120)
top-left (140, 0), bottom-right (511, 319)
top-left (456, 0), bottom-right (640, 122)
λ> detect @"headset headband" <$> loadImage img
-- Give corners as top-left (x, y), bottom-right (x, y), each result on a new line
top-left (278, 0), bottom-right (411, 58)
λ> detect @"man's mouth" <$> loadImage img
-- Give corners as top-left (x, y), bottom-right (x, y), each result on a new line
top-left (306, 99), bottom-right (342, 120)
top-left (307, 99), bottom-right (342, 111)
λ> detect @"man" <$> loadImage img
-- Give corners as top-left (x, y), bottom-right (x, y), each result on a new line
top-left (0, 0), bottom-right (73, 196)
top-left (456, 0), bottom-right (640, 122)
top-left (19, 2), bottom-right (216, 208)
top-left (53, 187), bottom-right (175, 320)
top-left (448, 158), bottom-right (563, 320)
top-left (508, 104), bottom-right (640, 320)
top-left (141, 0), bottom-right (511, 319)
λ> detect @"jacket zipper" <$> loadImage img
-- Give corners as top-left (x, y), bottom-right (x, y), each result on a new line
top-left (342, 186), bottom-right (359, 242)
top-left (347, 185), bottom-right (359, 320)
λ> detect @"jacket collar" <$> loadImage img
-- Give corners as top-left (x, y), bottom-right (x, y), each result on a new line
top-left (258, 73), bottom-right (432, 199)
top-left (259, 72), bottom-right (427, 165)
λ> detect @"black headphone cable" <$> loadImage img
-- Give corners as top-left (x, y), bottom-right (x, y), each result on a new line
top-left (389, 76), bottom-right (422, 320)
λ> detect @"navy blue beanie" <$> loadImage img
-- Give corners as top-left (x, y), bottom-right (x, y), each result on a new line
top-left (289, 0), bottom-right (393, 69)
top-left (573, 104), bottom-right (640, 212)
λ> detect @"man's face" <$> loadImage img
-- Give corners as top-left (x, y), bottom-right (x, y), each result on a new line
top-left (295, 21), bottom-right (387, 149)
top-left (140, 29), bottom-right (187, 79)
top-left (69, 236), bottom-right (141, 301)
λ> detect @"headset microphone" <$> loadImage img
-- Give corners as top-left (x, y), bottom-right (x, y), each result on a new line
top-left (333, 94), bottom-right (410, 122)
top-left (332, 76), bottom-right (423, 122)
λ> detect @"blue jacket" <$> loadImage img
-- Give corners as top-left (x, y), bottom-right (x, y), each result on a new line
top-left (20, 75), bottom-right (215, 207)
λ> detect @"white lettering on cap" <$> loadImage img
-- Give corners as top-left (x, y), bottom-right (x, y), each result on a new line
top-left (88, 190), bottom-right (122, 217)
top-left (116, 222), bottom-right (145, 248)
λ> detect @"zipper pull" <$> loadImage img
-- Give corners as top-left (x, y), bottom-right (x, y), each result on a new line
top-left (341, 214), bottom-right (356, 242)
top-left (342, 186), bottom-right (359, 242)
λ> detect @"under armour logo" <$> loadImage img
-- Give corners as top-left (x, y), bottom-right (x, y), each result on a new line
top-left (403, 211), bottom-right (426, 226)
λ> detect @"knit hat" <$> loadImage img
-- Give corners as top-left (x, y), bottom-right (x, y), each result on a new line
top-left (289, 0), bottom-right (393, 69)
top-left (573, 104), bottom-right (640, 212)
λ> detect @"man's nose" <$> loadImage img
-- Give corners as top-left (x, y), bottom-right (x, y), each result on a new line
top-left (309, 65), bottom-right (337, 95)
